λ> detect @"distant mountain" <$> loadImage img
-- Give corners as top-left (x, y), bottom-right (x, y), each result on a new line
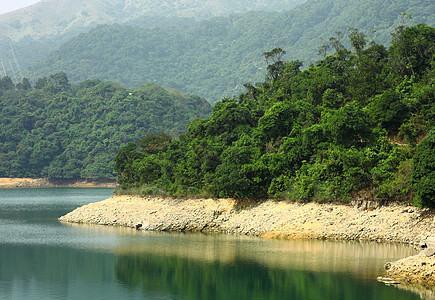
top-left (0, 0), bottom-right (305, 72)
top-left (26, 0), bottom-right (434, 103)
top-left (0, 0), bottom-right (305, 40)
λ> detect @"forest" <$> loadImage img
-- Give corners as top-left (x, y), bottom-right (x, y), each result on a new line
top-left (0, 76), bottom-right (211, 179)
top-left (26, 0), bottom-right (434, 103)
top-left (0, 0), bottom-right (305, 74)
top-left (114, 24), bottom-right (434, 208)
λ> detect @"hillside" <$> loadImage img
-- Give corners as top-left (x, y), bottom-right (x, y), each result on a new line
top-left (0, 0), bottom-right (304, 72)
top-left (26, 0), bottom-right (434, 103)
top-left (112, 24), bottom-right (435, 208)
top-left (0, 0), bottom-right (304, 40)
top-left (0, 75), bottom-right (212, 179)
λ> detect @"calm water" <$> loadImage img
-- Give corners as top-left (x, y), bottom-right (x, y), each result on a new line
top-left (0, 188), bottom-right (422, 299)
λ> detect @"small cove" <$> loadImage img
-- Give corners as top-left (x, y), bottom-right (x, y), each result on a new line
top-left (0, 188), bottom-right (423, 299)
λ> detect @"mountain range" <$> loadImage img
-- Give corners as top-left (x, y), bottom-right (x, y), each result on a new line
top-left (25, 0), bottom-right (435, 103)
top-left (0, 0), bottom-right (304, 72)
top-left (0, 0), bottom-right (433, 103)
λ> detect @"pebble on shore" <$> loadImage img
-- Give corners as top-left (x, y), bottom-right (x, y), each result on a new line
top-left (382, 238), bottom-right (435, 288)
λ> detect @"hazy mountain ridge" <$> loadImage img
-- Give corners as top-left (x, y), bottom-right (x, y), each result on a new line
top-left (0, 0), bottom-right (305, 41)
top-left (0, 0), bottom-right (305, 78)
top-left (26, 0), bottom-right (434, 103)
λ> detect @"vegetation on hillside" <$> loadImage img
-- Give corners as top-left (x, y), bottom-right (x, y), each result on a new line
top-left (114, 24), bottom-right (434, 207)
top-left (0, 0), bottom-right (304, 73)
top-left (0, 75), bottom-right (211, 179)
top-left (0, 0), bottom-right (304, 41)
top-left (26, 0), bottom-right (434, 103)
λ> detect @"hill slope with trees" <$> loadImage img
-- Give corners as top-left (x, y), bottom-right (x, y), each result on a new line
top-left (0, 0), bottom-right (304, 40)
top-left (0, 75), bottom-right (212, 179)
top-left (113, 24), bottom-right (435, 207)
top-left (0, 0), bottom-right (304, 74)
top-left (26, 0), bottom-right (434, 103)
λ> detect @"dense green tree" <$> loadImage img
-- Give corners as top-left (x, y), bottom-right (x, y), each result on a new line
top-left (389, 23), bottom-right (435, 79)
top-left (0, 76), bottom-right (15, 91)
top-left (263, 48), bottom-right (286, 82)
top-left (258, 102), bottom-right (298, 141)
top-left (138, 132), bottom-right (172, 156)
top-left (43, 72), bottom-right (71, 94)
top-left (322, 101), bottom-right (371, 147)
top-left (16, 78), bottom-right (32, 90)
top-left (411, 130), bottom-right (435, 207)
top-left (367, 89), bottom-right (410, 133)
top-left (0, 77), bottom-right (212, 179)
top-left (113, 24), bottom-right (434, 207)
top-left (210, 145), bottom-right (269, 199)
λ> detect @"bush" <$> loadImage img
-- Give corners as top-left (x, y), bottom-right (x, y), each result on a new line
top-left (411, 130), bottom-right (435, 207)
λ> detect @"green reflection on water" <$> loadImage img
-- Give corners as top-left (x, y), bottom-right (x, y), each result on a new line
top-left (115, 251), bottom-right (419, 300)
top-left (0, 189), bottom-right (426, 300)
top-left (0, 226), bottom-right (423, 300)
top-left (108, 231), bottom-right (419, 300)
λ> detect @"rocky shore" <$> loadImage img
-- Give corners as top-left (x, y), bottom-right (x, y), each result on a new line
top-left (382, 251), bottom-right (435, 285)
top-left (59, 195), bottom-right (435, 287)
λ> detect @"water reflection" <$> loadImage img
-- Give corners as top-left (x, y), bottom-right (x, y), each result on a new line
top-left (114, 250), bottom-right (419, 300)
top-left (60, 223), bottom-right (422, 299)
top-left (393, 283), bottom-right (435, 300)
top-left (65, 223), bottom-right (416, 279)
top-left (0, 244), bottom-right (145, 300)
top-left (0, 189), bottom-right (424, 299)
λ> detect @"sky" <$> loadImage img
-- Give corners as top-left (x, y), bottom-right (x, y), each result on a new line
top-left (0, 0), bottom-right (41, 15)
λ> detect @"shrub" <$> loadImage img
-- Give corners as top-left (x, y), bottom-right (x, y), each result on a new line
top-left (411, 130), bottom-right (435, 207)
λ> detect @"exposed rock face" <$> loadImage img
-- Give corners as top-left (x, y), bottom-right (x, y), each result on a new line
top-left (59, 196), bottom-right (434, 244)
top-left (383, 237), bottom-right (435, 287)
top-left (384, 251), bottom-right (435, 286)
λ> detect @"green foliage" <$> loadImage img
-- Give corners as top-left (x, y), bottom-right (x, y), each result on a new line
top-left (0, 77), bottom-right (212, 179)
top-left (411, 130), bottom-right (435, 207)
top-left (26, 0), bottom-right (434, 103)
top-left (263, 48), bottom-right (286, 82)
top-left (322, 101), bottom-right (371, 147)
top-left (114, 24), bottom-right (434, 208)
top-left (0, 76), bottom-right (15, 91)
top-left (0, 0), bottom-right (305, 75)
top-left (389, 23), bottom-right (435, 79)
top-left (37, 72), bottom-right (71, 94)
top-left (210, 145), bottom-right (270, 199)
top-left (138, 132), bottom-right (172, 156)
top-left (367, 89), bottom-right (410, 133)
top-left (258, 102), bottom-right (298, 141)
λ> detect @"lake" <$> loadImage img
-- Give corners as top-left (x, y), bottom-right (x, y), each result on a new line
top-left (0, 188), bottom-right (421, 299)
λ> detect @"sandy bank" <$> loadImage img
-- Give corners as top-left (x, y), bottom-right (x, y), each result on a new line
top-left (59, 195), bottom-right (435, 286)
top-left (0, 178), bottom-right (116, 188)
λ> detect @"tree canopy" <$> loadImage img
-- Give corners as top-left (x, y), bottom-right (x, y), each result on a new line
top-left (0, 78), bottom-right (212, 179)
top-left (114, 24), bottom-right (434, 207)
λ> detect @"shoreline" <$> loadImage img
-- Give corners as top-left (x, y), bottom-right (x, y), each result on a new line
top-left (0, 178), bottom-right (117, 188)
top-left (59, 195), bottom-right (435, 287)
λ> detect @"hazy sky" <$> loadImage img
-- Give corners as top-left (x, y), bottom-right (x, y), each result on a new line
top-left (0, 0), bottom-right (41, 15)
